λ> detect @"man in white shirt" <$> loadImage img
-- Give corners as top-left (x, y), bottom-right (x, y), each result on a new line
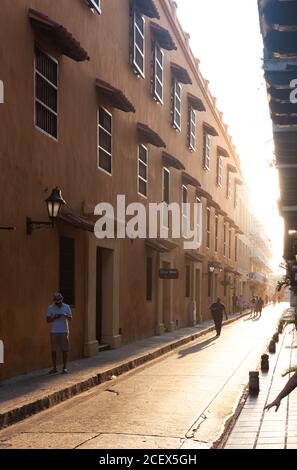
top-left (47, 293), bottom-right (72, 374)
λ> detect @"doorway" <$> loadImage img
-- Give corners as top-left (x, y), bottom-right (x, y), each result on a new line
top-left (195, 269), bottom-right (201, 322)
top-left (96, 247), bottom-right (103, 343)
top-left (163, 261), bottom-right (171, 331)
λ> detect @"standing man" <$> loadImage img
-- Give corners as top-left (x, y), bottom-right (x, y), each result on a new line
top-left (210, 298), bottom-right (228, 338)
top-left (47, 293), bottom-right (72, 374)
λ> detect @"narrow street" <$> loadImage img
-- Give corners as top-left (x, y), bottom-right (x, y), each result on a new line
top-left (0, 304), bottom-right (284, 449)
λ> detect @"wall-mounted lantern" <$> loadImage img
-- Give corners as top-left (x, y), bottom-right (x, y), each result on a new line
top-left (26, 187), bottom-right (66, 235)
top-left (209, 264), bottom-right (215, 273)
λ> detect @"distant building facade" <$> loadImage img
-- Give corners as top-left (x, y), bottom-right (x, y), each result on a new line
top-left (0, 0), bottom-right (272, 380)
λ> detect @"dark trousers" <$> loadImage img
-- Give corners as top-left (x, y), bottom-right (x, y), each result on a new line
top-left (212, 312), bottom-right (223, 336)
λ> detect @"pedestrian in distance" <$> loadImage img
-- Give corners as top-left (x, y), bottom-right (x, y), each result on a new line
top-left (47, 293), bottom-right (72, 374)
top-left (210, 298), bottom-right (228, 338)
top-left (250, 296), bottom-right (256, 318)
top-left (256, 297), bottom-right (264, 318)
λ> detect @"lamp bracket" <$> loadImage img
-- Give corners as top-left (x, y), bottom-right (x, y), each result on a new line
top-left (26, 217), bottom-right (53, 236)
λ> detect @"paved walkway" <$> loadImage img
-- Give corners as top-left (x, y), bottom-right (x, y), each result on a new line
top-left (0, 304), bottom-right (283, 449)
top-left (225, 318), bottom-right (297, 449)
top-left (0, 311), bottom-right (248, 429)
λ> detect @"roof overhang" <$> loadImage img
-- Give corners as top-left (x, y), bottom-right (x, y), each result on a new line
top-left (227, 163), bottom-right (237, 174)
top-left (145, 238), bottom-right (168, 253)
top-left (29, 8), bottom-right (90, 62)
top-left (235, 177), bottom-right (243, 186)
top-left (217, 146), bottom-right (230, 159)
top-left (134, 0), bottom-right (160, 19)
top-left (196, 188), bottom-right (212, 200)
top-left (187, 93), bottom-right (206, 112)
top-left (182, 172), bottom-right (201, 188)
top-left (95, 78), bottom-right (135, 113)
top-left (203, 122), bottom-right (219, 137)
top-left (162, 151), bottom-right (185, 171)
top-left (185, 251), bottom-right (205, 263)
top-left (171, 62), bottom-right (192, 85)
top-left (150, 22), bottom-right (177, 50)
top-left (137, 122), bottom-right (166, 148)
top-left (59, 207), bottom-right (94, 232)
top-left (207, 199), bottom-right (221, 212)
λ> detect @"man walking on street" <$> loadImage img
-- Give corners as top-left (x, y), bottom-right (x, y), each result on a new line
top-left (47, 293), bottom-right (72, 374)
top-left (210, 298), bottom-right (228, 338)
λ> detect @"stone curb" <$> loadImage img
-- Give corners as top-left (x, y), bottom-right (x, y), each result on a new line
top-left (0, 310), bottom-right (250, 430)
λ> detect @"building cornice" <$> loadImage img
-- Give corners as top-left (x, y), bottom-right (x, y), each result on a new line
top-left (160, 0), bottom-right (242, 175)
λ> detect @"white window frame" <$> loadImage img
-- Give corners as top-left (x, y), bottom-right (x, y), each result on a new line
top-left (227, 172), bottom-right (232, 199)
top-left (217, 156), bottom-right (223, 187)
top-left (189, 106), bottom-right (196, 151)
top-left (215, 215), bottom-right (219, 252)
top-left (138, 144), bottom-right (148, 197)
top-left (34, 48), bottom-right (58, 141)
top-left (97, 107), bottom-right (113, 175)
top-left (162, 167), bottom-right (170, 228)
top-left (182, 185), bottom-right (188, 237)
top-left (132, 8), bottom-right (145, 78)
top-left (223, 223), bottom-right (227, 257)
top-left (173, 80), bottom-right (182, 131)
top-left (206, 207), bottom-right (211, 248)
top-left (203, 133), bottom-right (211, 170)
top-left (153, 42), bottom-right (164, 104)
top-left (86, 0), bottom-right (101, 14)
top-left (229, 228), bottom-right (232, 259)
top-left (196, 197), bottom-right (202, 245)
top-left (234, 182), bottom-right (238, 208)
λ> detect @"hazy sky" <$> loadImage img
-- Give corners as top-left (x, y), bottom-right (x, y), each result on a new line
top-left (177, 0), bottom-right (283, 271)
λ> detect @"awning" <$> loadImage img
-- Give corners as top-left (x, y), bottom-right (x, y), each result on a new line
top-left (225, 216), bottom-right (235, 226)
top-left (171, 62), bottom-right (192, 85)
top-left (227, 163), bottom-right (237, 174)
top-left (224, 266), bottom-right (236, 274)
top-left (137, 122), bottom-right (166, 148)
top-left (185, 252), bottom-right (205, 263)
top-left (162, 151), bottom-right (185, 171)
top-left (187, 93), bottom-right (206, 112)
top-left (28, 9), bottom-right (90, 62)
top-left (217, 209), bottom-right (228, 218)
top-left (59, 207), bottom-right (94, 232)
top-left (145, 238), bottom-right (168, 253)
top-left (135, 0), bottom-right (160, 19)
top-left (182, 172), bottom-right (201, 188)
top-left (217, 145), bottom-right (230, 159)
top-left (150, 22), bottom-right (177, 51)
top-left (235, 177), bottom-right (243, 186)
top-left (95, 78), bottom-right (135, 113)
top-left (208, 199), bottom-right (221, 212)
top-left (203, 122), bottom-right (219, 137)
top-left (196, 187), bottom-right (212, 200)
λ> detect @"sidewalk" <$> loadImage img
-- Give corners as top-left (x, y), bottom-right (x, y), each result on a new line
top-left (224, 321), bottom-right (297, 449)
top-left (0, 311), bottom-right (249, 430)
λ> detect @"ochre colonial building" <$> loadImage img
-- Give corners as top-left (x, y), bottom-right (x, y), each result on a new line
top-left (0, 0), bottom-right (271, 380)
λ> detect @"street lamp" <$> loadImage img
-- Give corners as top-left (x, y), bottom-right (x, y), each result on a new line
top-left (26, 186), bottom-right (66, 235)
top-left (209, 264), bottom-right (215, 273)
